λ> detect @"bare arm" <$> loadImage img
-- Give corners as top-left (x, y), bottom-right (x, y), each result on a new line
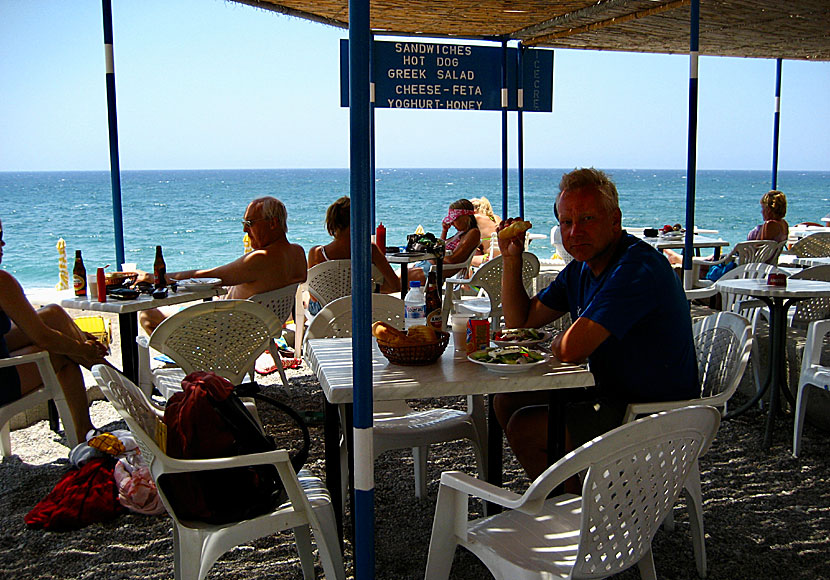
top-left (0, 272), bottom-right (105, 364)
top-left (498, 218), bottom-right (565, 329)
top-left (371, 244), bottom-right (401, 294)
top-left (758, 220), bottom-right (786, 242)
top-left (445, 229), bottom-right (481, 265)
top-left (550, 316), bottom-right (611, 363)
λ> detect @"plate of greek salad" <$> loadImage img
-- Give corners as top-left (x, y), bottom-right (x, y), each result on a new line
top-left (492, 328), bottom-right (552, 347)
top-left (468, 346), bottom-right (550, 373)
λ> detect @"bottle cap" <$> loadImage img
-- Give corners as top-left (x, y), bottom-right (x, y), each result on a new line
top-left (409, 281), bottom-right (421, 288)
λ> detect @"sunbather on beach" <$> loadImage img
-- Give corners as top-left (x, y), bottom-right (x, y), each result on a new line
top-left (137, 196), bottom-right (307, 334)
top-left (406, 198), bottom-right (481, 285)
top-left (0, 219), bottom-right (108, 442)
top-left (306, 196), bottom-right (400, 314)
top-left (494, 168), bottom-right (698, 480)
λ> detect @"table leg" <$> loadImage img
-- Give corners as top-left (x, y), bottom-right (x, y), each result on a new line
top-left (436, 256), bottom-right (443, 284)
top-left (485, 395), bottom-right (503, 515)
top-left (400, 264), bottom-right (409, 295)
top-left (118, 312), bottom-right (139, 383)
top-left (324, 400), bottom-right (344, 541)
top-left (547, 390), bottom-right (566, 496)
top-left (763, 299), bottom-right (787, 449)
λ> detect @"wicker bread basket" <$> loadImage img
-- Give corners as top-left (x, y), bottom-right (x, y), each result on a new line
top-left (377, 331), bottom-right (450, 366)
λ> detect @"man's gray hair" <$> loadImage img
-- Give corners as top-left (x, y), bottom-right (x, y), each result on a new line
top-left (556, 168), bottom-right (619, 214)
top-left (251, 196), bottom-right (288, 232)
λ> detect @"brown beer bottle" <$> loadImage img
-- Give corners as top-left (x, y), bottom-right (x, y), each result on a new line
top-left (154, 245), bottom-right (167, 289)
top-left (425, 270), bottom-right (443, 329)
top-left (73, 250), bottom-right (87, 297)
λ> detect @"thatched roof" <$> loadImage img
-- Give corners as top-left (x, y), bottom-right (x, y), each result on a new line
top-left (229, 0), bottom-right (830, 61)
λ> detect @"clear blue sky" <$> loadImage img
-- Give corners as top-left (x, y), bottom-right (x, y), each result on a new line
top-left (2, 0), bottom-right (829, 171)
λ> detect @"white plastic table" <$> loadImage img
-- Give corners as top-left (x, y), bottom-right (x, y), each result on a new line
top-left (716, 278), bottom-right (830, 448)
top-left (640, 234), bottom-right (730, 259)
top-left (61, 287), bottom-right (224, 382)
top-left (305, 336), bottom-right (594, 529)
top-left (385, 251), bottom-right (442, 291)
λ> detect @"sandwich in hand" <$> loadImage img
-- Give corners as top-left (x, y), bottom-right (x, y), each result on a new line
top-left (498, 219), bottom-right (532, 240)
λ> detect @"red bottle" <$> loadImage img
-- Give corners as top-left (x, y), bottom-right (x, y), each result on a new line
top-left (375, 222), bottom-right (386, 253)
top-left (96, 267), bottom-right (107, 302)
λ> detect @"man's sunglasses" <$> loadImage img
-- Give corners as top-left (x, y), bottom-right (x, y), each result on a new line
top-left (241, 218), bottom-right (268, 228)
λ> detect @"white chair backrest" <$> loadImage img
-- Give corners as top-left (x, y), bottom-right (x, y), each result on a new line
top-left (466, 252), bottom-right (540, 305)
top-left (148, 299), bottom-right (281, 385)
top-left (92, 365), bottom-right (166, 473)
top-left (306, 294), bottom-right (405, 340)
top-left (800, 319), bottom-right (830, 378)
top-left (789, 265), bottom-right (830, 328)
top-left (693, 311), bottom-right (752, 405)
top-left (306, 260), bottom-right (384, 307)
top-left (441, 251), bottom-right (475, 279)
top-left (718, 262), bottom-right (786, 313)
top-left (249, 283), bottom-right (299, 326)
top-left (789, 231), bottom-right (830, 258)
top-left (732, 239), bottom-right (784, 265)
top-left (520, 406), bottom-right (720, 578)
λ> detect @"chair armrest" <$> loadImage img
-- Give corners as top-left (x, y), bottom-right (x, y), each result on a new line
top-left (0, 351), bottom-right (51, 368)
top-left (445, 275), bottom-right (472, 286)
top-left (160, 448), bottom-right (292, 475)
top-left (439, 471), bottom-right (523, 509)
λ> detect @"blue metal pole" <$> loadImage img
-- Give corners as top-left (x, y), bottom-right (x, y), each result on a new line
top-left (348, 1), bottom-right (374, 578)
top-left (370, 34), bottom-right (377, 228)
top-left (771, 58), bottom-right (782, 190)
top-left (501, 39), bottom-right (509, 220)
top-left (101, 0), bottom-right (125, 267)
top-left (682, 0), bottom-right (699, 290)
top-left (517, 43), bottom-right (525, 220)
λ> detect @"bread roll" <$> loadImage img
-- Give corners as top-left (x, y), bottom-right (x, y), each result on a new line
top-left (498, 220), bottom-right (532, 240)
top-left (407, 325), bottom-right (438, 345)
top-left (372, 320), bottom-right (412, 346)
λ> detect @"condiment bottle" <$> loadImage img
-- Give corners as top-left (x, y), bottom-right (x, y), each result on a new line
top-left (96, 267), bottom-right (107, 302)
top-left (375, 222), bottom-right (386, 253)
top-left (154, 245), bottom-right (167, 289)
top-left (73, 250), bottom-right (87, 297)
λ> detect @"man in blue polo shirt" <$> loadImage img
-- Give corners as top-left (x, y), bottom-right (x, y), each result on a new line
top-left (495, 168), bottom-right (698, 479)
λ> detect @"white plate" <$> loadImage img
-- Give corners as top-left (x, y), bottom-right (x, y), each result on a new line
top-left (177, 277), bottom-right (222, 290)
top-left (467, 350), bottom-right (551, 374)
top-left (492, 329), bottom-right (553, 347)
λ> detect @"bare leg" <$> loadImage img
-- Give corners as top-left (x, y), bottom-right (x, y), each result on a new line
top-left (138, 308), bottom-right (167, 335)
top-left (493, 391), bottom-right (548, 430)
top-left (11, 344), bottom-right (94, 442)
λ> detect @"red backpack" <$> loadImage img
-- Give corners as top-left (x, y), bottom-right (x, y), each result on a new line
top-left (161, 371), bottom-right (309, 524)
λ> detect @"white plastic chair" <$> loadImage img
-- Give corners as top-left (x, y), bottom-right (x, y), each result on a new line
top-left (440, 252), bottom-right (540, 331)
top-left (424, 406), bottom-right (721, 580)
top-left (306, 259), bottom-right (384, 309)
top-left (788, 265), bottom-right (830, 328)
top-left (622, 311), bottom-right (752, 579)
top-left (91, 365), bottom-right (344, 580)
top-left (793, 319), bottom-right (830, 457)
top-left (0, 351), bottom-right (81, 457)
top-left (249, 282), bottom-right (301, 382)
top-left (304, 294), bottom-right (486, 499)
top-left (787, 231), bottom-right (830, 258)
top-left (136, 300), bottom-right (282, 400)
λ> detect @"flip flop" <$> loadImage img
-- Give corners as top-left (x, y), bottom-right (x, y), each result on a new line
top-left (255, 352), bottom-right (280, 375)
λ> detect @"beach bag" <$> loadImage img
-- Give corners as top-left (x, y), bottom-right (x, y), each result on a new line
top-left (161, 371), bottom-right (310, 524)
top-left (705, 260), bottom-right (738, 281)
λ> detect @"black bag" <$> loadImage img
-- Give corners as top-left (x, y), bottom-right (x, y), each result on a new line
top-left (161, 372), bottom-right (310, 524)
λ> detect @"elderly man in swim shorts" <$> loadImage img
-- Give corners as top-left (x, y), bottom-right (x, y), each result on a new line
top-left (138, 196), bottom-right (307, 334)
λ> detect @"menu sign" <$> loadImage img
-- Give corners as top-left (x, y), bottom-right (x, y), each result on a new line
top-left (340, 40), bottom-right (553, 112)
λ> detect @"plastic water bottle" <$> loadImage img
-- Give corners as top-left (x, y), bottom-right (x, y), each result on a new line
top-left (404, 281), bottom-right (427, 329)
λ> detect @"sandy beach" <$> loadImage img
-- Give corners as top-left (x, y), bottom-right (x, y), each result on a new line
top-left (1, 312), bottom-right (829, 579)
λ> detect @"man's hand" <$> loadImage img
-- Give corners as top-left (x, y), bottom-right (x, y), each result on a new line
top-left (496, 217), bottom-right (527, 258)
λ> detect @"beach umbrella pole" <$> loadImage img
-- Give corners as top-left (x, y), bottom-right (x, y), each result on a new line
top-left (771, 58), bottom-right (782, 190)
top-left (517, 43), bottom-right (525, 220)
top-left (348, 0), bottom-right (375, 578)
top-left (683, 0), bottom-right (700, 290)
top-left (501, 40), bottom-right (509, 219)
top-left (101, 0), bottom-right (126, 268)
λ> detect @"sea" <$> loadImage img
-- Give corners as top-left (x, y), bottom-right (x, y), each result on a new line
top-left (2, 168), bottom-right (829, 290)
